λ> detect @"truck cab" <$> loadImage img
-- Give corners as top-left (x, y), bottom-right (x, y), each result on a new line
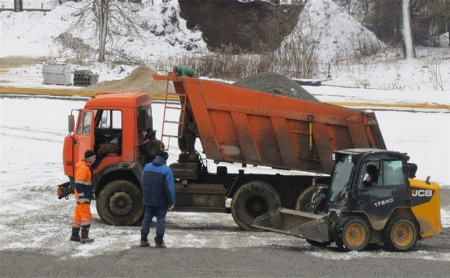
top-left (61, 92), bottom-right (162, 225)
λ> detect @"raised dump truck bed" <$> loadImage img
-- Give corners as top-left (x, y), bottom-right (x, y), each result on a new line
top-left (155, 72), bottom-right (385, 174)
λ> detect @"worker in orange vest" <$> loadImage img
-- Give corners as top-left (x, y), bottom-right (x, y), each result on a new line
top-left (70, 150), bottom-right (96, 243)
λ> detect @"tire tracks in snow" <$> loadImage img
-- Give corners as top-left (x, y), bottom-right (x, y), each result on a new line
top-left (0, 125), bottom-right (64, 143)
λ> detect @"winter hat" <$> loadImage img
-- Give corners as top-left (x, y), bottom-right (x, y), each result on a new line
top-left (84, 150), bottom-right (96, 159)
top-left (157, 150), bottom-right (169, 160)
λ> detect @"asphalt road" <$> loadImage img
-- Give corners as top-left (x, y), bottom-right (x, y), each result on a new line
top-left (2, 244), bottom-right (450, 278)
top-left (2, 188), bottom-right (449, 278)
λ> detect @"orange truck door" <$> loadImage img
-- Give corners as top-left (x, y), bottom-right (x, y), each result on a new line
top-left (73, 109), bottom-right (95, 165)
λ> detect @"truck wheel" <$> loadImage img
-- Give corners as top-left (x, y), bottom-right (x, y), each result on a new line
top-left (96, 180), bottom-right (144, 226)
top-left (231, 181), bottom-right (281, 231)
top-left (382, 216), bottom-right (417, 252)
top-left (335, 217), bottom-right (370, 251)
top-left (295, 186), bottom-right (314, 211)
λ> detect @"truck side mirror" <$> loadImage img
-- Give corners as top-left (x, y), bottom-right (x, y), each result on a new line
top-left (68, 115), bottom-right (75, 133)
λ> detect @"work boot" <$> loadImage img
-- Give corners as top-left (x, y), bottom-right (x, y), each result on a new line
top-left (154, 236), bottom-right (166, 248)
top-left (140, 232), bottom-right (150, 247)
top-left (80, 225), bottom-right (94, 244)
top-left (70, 227), bottom-right (80, 242)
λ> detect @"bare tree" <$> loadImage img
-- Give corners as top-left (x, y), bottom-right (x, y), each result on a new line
top-left (94, 0), bottom-right (109, 62)
top-left (71, 0), bottom-right (143, 62)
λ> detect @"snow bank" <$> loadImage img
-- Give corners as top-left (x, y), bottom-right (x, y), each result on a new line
top-left (279, 0), bottom-right (385, 63)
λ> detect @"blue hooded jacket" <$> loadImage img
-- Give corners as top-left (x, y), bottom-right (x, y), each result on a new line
top-left (141, 155), bottom-right (176, 207)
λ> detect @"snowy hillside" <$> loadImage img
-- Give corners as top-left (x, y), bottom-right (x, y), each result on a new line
top-left (0, 0), bottom-right (449, 91)
top-left (0, 0), bottom-right (207, 62)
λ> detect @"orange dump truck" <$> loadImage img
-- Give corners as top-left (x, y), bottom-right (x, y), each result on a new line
top-left (59, 70), bottom-right (385, 230)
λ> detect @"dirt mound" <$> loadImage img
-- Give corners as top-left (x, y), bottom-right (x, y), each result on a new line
top-left (87, 66), bottom-right (171, 94)
top-left (233, 72), bottom-right (320, 103)
top-left (0, 56), bottom-right (47, 69)
top-left (179, 0), bottom-right (303, 53)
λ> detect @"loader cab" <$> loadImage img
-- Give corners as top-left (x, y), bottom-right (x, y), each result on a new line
top-left (328, 149), bottom-right (410, 225)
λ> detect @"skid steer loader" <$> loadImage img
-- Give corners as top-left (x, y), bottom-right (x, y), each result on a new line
top-left (253, 148), bottom-right (441, 251)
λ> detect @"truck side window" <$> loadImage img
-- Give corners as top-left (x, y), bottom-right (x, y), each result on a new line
top-left (95, 110), bottom-right (123, 156)
top-left (77, 111), bottom-right (92, 135)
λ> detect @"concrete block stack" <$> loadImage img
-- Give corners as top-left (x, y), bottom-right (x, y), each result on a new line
top-left (42, 62), bottom-right (72, 85)
top-left (73, 70), bottom-right (99, 87)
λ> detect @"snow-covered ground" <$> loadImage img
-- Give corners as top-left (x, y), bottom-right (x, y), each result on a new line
top-left (0, 0), bottom-right (449, 260)
top-left (0, 90), bottom-right (449, 259)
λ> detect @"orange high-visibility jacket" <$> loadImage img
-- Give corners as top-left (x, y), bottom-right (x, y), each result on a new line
top-left (74, 160), bottom-right (93, 204)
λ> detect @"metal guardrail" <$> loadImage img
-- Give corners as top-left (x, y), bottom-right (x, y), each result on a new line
top-left (0, 8), bottom-right (51, 12)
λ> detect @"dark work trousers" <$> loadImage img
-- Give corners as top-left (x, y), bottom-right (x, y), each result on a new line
top-left (141, 205), bottom-right (168, 238)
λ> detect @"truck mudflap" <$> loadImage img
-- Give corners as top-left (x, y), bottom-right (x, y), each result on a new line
top-left (252, 208), bottom-right (330, 243)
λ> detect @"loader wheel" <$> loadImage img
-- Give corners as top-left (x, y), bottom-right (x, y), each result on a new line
top-left (231, 181), bottom-right (281, 231)
top-left (382, 217), bottom-right (417, 252)
top-left (96, 180), bottom-right (144, 226)
top-left (335, 217), bottom-right (370, 251)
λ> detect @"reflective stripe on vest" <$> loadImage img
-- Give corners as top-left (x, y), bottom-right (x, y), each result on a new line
top-left (75, 180), bottom-right (92, 186)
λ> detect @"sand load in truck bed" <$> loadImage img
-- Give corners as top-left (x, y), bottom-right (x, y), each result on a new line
top-left (154, 72), bottom-right (386, 174)
top-left (233, 72), bottom-right (321, 103)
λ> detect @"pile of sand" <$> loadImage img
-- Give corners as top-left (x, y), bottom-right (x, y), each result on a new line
top-left (86, 67), bottom-right (319, 104)
top-left (87, 66), bottom-right (172, 94)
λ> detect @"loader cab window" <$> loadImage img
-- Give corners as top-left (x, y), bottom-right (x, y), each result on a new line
top-left (360, 160), bottom-right (405, 188)
top-left (360, 162), bottom-right (380, 187)
top-left (329, 155), bottom-right (354, 202)
top-left (381, 160), bottom-right (405, 186)
top-left (94, 110), bottom-right (123, 157)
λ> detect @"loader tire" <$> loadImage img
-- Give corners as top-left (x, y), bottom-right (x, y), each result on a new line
top-left (382, 216), bottom-right (417, 252)
top-left (335, 217), bottom-right (370, 251)
top-left (96, 180), bottom-right (144, 226)
top-left (231, 181), bottom-right (281, 231)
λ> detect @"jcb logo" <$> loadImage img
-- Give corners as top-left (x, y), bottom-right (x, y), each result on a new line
top-left (412, 189), bottom-right (433, 197)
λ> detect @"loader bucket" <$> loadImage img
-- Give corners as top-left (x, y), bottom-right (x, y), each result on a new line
top-left (253, 208), bottom-right (330, 243)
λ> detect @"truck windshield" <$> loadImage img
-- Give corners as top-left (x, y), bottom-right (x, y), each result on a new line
top-left (328, 156), bottom-right (354, 202)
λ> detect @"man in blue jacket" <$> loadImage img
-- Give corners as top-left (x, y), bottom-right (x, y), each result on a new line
top-left (140, 151), bottom-right (176, 248)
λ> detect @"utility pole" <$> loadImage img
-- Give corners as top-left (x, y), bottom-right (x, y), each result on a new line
top-left (14, 0), bottom-right (23, 12)
top-left (402, 0), bottom-right (416, 58)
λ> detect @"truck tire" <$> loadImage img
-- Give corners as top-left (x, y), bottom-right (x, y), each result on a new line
top-left (231, 181), bottom-right (281, 231)
top-left (335, 217), bottom-right (370, 251)
top-left (295, 185), bottom-right (314, 211)
top-left (382, 216), bottom-right (417, 252)
top-left (295, 184), bottom-right (328, 213)
top-left (96, 180), bottom-right (144, 226)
